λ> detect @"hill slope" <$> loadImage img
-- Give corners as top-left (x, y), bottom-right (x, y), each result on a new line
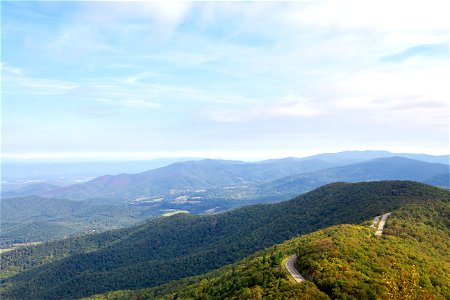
top-left (424, 172), bottom-right (450, 188)
top-left (38, 155), bottom-right (448, 203)
top-left (254, 156), bottom-right (449, 198)
top-left (0, 196), bottom-right (157, 246)
top-left (87, 198), bottom-right (450, 300)
top-left (1, 183), bottom-right (61, 198)
top-left (200, 157), bottom-right (449, 202)
top-left (1, 181), bottom-right (448, 299)
top-left (39, 158), bottom-right (335, 202)
top-left (2, 157), bottom-right (447, 248)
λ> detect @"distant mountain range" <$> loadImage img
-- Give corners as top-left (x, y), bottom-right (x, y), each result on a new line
top-left (2, 181), bottom-right (448, 299)
top-left (298, 150), bottom-right (449, 165)
top-left (18, 152), bottom-right (448, 204)
top-left (251, 156), bottom-right (449, 200)
top-left (35, 158), bottom-right (337, 202)
top-left (2, 151), bottom-right (448, 247)
top-left (6, 150), bottom-right (445, 185)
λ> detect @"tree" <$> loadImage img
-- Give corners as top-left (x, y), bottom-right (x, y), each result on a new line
top-left (384, 265), bottom-right (433, 300)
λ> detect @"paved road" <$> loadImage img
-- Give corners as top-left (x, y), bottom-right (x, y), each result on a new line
top-left (375, 212), bottom-right (391, 237)
top-left (371, 215), bottom-right (380, 229)
top-left (285, 254), bottom-right (304, 283)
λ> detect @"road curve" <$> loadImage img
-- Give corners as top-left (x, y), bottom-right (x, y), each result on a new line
top-left (371, 215), bottom-right (380, 229)
top-left (285, 254), bottom-right (305, 283)
top-left (375, 212), bottom-right (391, 237)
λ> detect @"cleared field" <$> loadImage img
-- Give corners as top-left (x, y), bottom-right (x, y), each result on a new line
top-left (162, 209), bottom-right (190, 217)
top-left (0, 242), bottom-right (43, 254)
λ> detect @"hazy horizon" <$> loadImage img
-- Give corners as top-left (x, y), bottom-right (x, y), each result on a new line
top-left (2, 149), bottom-right (449, 164)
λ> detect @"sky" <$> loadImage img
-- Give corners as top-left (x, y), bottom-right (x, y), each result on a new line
top-left (1, 1), bottom-right (449, 161)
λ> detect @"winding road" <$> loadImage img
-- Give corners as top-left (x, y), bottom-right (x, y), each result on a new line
top-left (285, 212), bottom-right (391, 284)
top-left (285, 254), bottom-right (305, 283)
top-left (371, 215), bottom-right (380, 229)
top-left (375, 212), bottom-right (391, 237)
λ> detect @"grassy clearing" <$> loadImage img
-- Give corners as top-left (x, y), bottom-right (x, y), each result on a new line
top-left (162, 210), bottom-right (190, 217)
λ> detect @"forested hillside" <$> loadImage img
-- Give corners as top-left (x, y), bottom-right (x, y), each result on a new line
top-left (148, 157), bottom-right (449, 205)
top-left (1, 183), bottom-right (61, 198)
top-left (2, 157), bottom-right (448, 247)
top-left (38, 156), bottom-right (448, 204)
top-left (86, 199), bottom-right (450, 300)
top-left (0, 196), bottom-right (157, 246)
top-left (252, 156), bottom-right (449, 198)
top-left (39, 158), bottom-right (335, 202)
top-left (1, 181), bottom-right (448, 299)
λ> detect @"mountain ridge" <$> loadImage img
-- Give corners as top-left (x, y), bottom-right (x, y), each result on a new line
top-left (37, 158), bottom-right (337, 202)
top-left (37, 156), bottom-right (450, 204)
top-left (195, 156), bottom-right (450, 203)
top-left (1, 181), bottom-right (448, 299)
top-left (2, 156), bottom-right (447, 246)
top-left (86, 199), bottom-right (449, 300)
top-left (3, 151), bottom-right (447, 203)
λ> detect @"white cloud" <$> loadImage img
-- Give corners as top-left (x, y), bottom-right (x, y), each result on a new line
top-left (1, 63), bottom-right (23, 76)
top-left (3, 2), bottom-right (448, 156)
top-left (207, 95), bottom-right (321, 123)
top-left (2, 69), bottom-right (78, 96)
top-left (288, 1), bottom-right (449, 32)
top-left (120, 72), bottom-right (157, 84)
top-left (81, 1), bottom-right (191, 37)
top-left (48, 25), bottom-right (115, 58)
top-left (270, 95), bottom-right (321, 117)
top-left (123, 99), bottom-right (160, 109)
top-left (330, 63), bottom-right (449, 129)
top-left (283, 1), bottom-right (449, 60)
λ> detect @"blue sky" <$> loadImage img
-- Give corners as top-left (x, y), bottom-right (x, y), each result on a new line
top-left (1, 1), bottom-right (449, 161)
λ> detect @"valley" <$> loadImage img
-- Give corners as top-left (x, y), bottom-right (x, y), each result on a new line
top-left (3, 2), bottom-right (448, 299)
top-left (1, 152), bottom-right (449, 248)
top-left (84, 196), bottom-right (450, 300)
top-left (1, 180), bottom-right (448, 299)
